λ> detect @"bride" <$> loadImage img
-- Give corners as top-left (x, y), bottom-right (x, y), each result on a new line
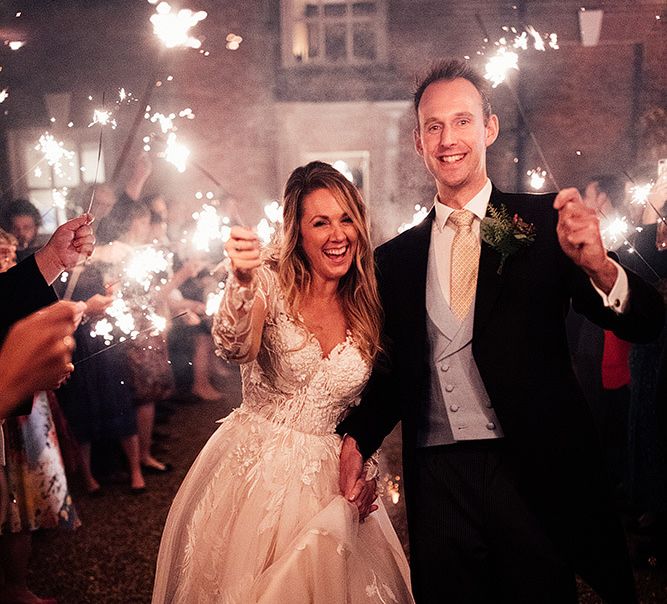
top-left (152, 161), bottom-right (413, 603)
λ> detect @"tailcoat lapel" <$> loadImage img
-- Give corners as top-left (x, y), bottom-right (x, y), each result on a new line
top-left (473, 187), bottom-right (507, 337)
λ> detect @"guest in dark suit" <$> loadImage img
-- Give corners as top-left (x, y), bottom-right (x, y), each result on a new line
top-left (337, 59), bottom-right (664, 603)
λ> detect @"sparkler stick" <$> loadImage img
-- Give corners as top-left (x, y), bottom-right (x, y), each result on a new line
top-left (474, 16), bottom-right (660, 280)
top-left (74, 310), bottom-right (188, 366)
top-left (622, 170), bottom-right (667, 227)
top-left (87, 92), bottom-right (107, 214)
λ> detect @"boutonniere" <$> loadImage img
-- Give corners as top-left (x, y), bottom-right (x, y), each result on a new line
top-left (480, 203), bottom-right (536, 274)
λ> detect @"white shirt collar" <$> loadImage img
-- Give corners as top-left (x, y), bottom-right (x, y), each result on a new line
top-left (433, 179), bottom-right (492, 232)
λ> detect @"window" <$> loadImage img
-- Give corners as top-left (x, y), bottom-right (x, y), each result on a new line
top-left (303, 150), bottom-right (370, 202)
top-left (8, 128), bottom-right (105, 232)
top-left (283, 0), bottom-right (387, 66)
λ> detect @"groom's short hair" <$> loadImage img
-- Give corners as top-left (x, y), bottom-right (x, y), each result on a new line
top-left (413, 59), bottom-right (493, 125)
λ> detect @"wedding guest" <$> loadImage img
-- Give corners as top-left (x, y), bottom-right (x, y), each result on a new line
top-left (0, 199), bottom-right (47, 262)
top-left (338, 59), bottom-right (664, 603)
top-left (0, 241), bottom-right (80, 604)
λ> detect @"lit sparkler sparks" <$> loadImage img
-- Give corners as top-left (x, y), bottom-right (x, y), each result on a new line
top-left (0, 88), bottom-right (8, 103)
top-left (205, 286), bottom-right (225, 316)
top-left (226, 33), bottom-right (243, 50)
top-left (124, 246), bottom-right (173, 291)
top-left (600, 215), bottom-right (629, 250)
top-left (51, 187), bottom-right (69, 209)
top-left (527, 167), bottom-right (547, 190)
top-left (35, 133), bottom-right (75, 177)
top-left (630, 183), bottom-right (653, 206)
top-left (192, 204), bottom-right (230, 252)
top-left (484, 47), bottom-right (519, 88)
top-left (89, 108), bottom-right (117, 129)
top-left (398, 204), bottom-right (429, 234)
top-left (150, 1), bottom-right (207, 50)
top-left (163, 131), bottom-right (190, 172)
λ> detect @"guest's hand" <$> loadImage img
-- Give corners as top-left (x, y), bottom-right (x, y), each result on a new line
top-left (34, 214), bottom-right (95, 284)
top-left (339, 435), bottom-right (378, 520)
top-left (225, 226), bottom-right (261, 285)
top-left (554, 187), bottom-right (617, 294)
top-left (84, 293), bottom-right (114, 318)
top-left (0, 300), bottom-right (86, 416)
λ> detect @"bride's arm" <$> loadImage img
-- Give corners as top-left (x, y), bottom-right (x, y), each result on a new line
top-left (212, 226), bottom-right (267, 364)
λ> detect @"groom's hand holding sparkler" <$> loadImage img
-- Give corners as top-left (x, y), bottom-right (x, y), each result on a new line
top-left (34, 213), bottom-right (96, 285)
top-left (554, 187), bottom-right (618, 295)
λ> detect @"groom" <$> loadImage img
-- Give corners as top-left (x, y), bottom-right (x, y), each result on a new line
top-left (337, 59), bottom-right (665, 603)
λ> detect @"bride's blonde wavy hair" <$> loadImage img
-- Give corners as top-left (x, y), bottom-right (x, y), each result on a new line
top-left (265, 161), bottom-right (382, 363)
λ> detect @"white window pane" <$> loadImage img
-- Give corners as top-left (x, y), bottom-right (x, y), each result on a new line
top-left (30, 189), bottom-right (60, 233)
top-left (304, 3), bottom-right (319, 17)
top-left (80, 143), bottom-right (105, 184)
top-left (307, 22), bottom-right (320, 58)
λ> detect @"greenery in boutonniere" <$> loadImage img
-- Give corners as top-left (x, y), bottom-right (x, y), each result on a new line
top-left (480, 203), bottom-right (536, 274)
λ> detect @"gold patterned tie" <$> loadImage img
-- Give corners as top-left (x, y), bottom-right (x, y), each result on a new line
top-left (448, 209), bottom-right (479, 320)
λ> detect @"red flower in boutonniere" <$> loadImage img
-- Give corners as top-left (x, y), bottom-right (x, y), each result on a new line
top-left (480, 203), bottom-right (536, 274)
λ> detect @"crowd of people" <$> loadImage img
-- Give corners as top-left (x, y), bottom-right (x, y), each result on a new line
top-left (0, 58), bottom-right (665, 603)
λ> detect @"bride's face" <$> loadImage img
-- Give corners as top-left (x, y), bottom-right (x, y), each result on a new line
top-left (299, 187), bottom-right (359, 284)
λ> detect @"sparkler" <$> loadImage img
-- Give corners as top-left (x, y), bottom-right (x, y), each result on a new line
top-left (398, 204), bottom-right (429, 234)
top-left (78, 311), bottom-right (187, 365)
top-left (124, 246), bottom-right (173, 291)
top-left (35, 133), bottom-right (75, 178)
top-left (0, 88), bottom-right (8, 103)
top-left (191, 204), bottom-right (230, 252)
top-left (600, 215), bottom-right (629, 250)
top-left (150, 1), bottom-right (207, 50)
top-left (527, 167), bottom-right (547, 190)
top-left (484, 47), bottom-right (518, 88)
top-left (162, 132), bottom-right (190, 172)
top-left (89, 108), bottom-right (117, 129)
top-left (630, 183), bottom-right (653, 206)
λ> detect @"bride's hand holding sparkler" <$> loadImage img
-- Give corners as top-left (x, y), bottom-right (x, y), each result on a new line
top-left (225, 226), bottom-right (261, 285)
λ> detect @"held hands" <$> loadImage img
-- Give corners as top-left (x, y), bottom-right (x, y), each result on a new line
top-left (0, 300), bottom-right (86, 416)
top-left (554, 187), bottom-right (617, 294)
top-left (34, 214), bottom-right (96, 284)
top-left (339, 435), bottom-right (379, 522)
top-left (224, 226), bottom-right (261, 285)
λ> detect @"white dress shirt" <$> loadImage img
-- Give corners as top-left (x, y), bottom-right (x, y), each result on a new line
top-left (430, 178), bottom-right (629, 312)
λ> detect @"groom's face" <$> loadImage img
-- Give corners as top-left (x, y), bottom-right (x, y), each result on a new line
top-left (414, 78), bottom-right (498, 206)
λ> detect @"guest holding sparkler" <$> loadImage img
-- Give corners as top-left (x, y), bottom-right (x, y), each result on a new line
top-left (0, 231), bottom-right (83, 604)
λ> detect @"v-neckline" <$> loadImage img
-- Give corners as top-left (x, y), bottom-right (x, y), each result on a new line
top-left (297, 312), bottom-right (352, 361)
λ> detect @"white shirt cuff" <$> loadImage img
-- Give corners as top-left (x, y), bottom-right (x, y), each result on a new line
top-left (590, 258), bottom-right (629, 314)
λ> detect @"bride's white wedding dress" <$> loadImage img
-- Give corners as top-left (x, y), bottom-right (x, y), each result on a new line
top-left (152, 266), bottom-right (413, 603)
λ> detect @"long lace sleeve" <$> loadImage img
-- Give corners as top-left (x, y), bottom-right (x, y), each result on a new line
top-left (212, 267), bottom-right (270, 363)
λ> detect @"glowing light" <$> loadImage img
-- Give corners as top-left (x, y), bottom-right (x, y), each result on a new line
top-left (332, 160), bottom-right (355, 183)
top-left (484, 47), bottom-right (519, 88)
top-left (7, 40), bottom-right (25, 51)
top-left (89, 108), bottom-right (117, 129)
top-left (0, 89), bottom-right (8, 103)
top-left (163, 131), bottom-right (190, 172)
top-left (124, 246), bottom-right (172, 291)
top-left (150, 2), bottom-right (207, 50)
top-left (149, 111), bottom-right (175, 133)
top-left (52, 187), bottom-right (69, 209)
top-left (630, 183), bottom-right (653, 206)
top-left (383, 474), bottom-right (401, 505)
top-left (264, 201), bottom-right (283, 224)
top-left (146, 310), bottom-right (167, 334)
top-left (118, 87), bottom-right (128, 102)
top-left (526, 25), bottom-right (545, 51)
top-left (205, 287), bottom-right (225, 316)
top-left (192, 204), bottom-right (229, 252)
top-left (527, 167), bottom-right (547, 190)
top-left (600, 215), bottom-right (629, 249)
top-left (226, 33), bottom-right (243, 50)
top-left (398, 204), bottom-right (429, 234)
top-left (35, 133), bottom-right (75, 177)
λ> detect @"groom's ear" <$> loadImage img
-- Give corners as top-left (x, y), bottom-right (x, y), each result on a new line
top-left (485, 114), bottom-right (499, 148)
top-left (414, 127), bottom-right (424, 157)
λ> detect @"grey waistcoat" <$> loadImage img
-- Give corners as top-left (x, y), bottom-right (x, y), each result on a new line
top-left (416, 235), bottom-right (504, 447)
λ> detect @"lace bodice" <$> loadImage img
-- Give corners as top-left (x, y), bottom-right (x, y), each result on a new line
top-left (213, 265), bottom-right (371, 435)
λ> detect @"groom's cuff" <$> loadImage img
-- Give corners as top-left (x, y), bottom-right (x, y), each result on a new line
top-left (590, 258), bottom-right (629, 314)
